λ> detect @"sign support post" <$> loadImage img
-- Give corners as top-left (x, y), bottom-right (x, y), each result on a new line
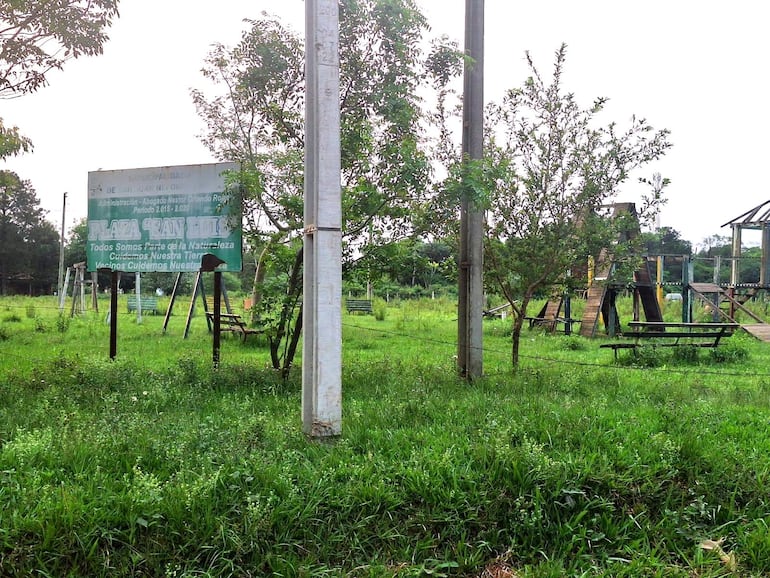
top-left (87, 163), bottom-right (241, 360)
top-left (109, 271), bottom-right (118, 360)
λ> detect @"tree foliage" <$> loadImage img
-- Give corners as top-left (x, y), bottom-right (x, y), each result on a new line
top-left (355, 238), bottom-right (456, 292)
top-left (640, 226), bottom-right (692, 257)
top-left (192, 0), bottom-right (461, 374)
top-left (0, 118), bottom-right (31, 158)
top-left (0, 170), bottom-right (58, 294)
top-left (0, 0), bottom-right (120, 159)
top-left (0, 0), bottom-right (120, 96)
top-left (473, 45), bottom-right (671, 366)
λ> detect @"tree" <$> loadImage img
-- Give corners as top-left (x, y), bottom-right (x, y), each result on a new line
top-left (692, 234), bottom-right (761, 285)
top-left (0, 118), bottom-right (32, 159)
top-left (25, 218), bottom-right (58, 294)
top-left (474, 45), bottom-right (671, 367)
top-left (357, 238), bottom-right (455, 292)
top-left (640, 226), bottom-right (692, 281)
top-left (0, 0), bottom-right (120, 96)
top-left (0, 170), bottom-right (58, 294)
top-left (192, 1), bottom-right (461, 375)
top-left (64, 217), bottom-right (87, 266)
top-left (640, 226), bottom-right (692, 257)
top-left (1, 0), bottom-right (120, 158)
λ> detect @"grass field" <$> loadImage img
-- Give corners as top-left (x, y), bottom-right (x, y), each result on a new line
top-left (2, 294), bottom-right (770, 576)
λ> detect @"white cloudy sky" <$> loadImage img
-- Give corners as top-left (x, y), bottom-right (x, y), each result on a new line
top-left (3, 0), bottom-right (769, 248)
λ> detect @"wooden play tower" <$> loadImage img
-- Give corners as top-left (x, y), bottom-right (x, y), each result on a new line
top-left (579, 203), bottom-right (664, 337)
top-left (711, 200), bottom-right (770, 340)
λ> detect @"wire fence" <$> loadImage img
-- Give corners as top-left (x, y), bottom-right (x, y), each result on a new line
top-left (341, 321), bottom-right (770, 380)
top-left (2, 299), bottom-right (770, 381)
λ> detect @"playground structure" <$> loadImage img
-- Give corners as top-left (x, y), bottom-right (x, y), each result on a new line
top-left (531, 200), bottom-right (770, 341)
top-left (59, 262), bottom-right (99, 316)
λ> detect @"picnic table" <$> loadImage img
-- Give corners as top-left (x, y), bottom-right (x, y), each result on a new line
top-left (601, 321), bottom-right (739, 359)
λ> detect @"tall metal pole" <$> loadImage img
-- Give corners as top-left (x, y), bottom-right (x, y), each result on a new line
top-left (458, 0), bottom-right (485, 379)
top-left (58, 192), bottom-right (67, 297)
top-left (303, 0), bottom-right (342, 437)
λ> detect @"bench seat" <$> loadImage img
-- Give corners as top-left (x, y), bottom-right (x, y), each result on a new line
top-left (127, 296), bottom-right (159, 314)
top-left (206, 312), bottom-right (264, 342)
top-left (346, 299), bottom-right (373, 314)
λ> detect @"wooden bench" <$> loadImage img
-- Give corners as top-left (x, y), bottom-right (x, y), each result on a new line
top-left (524, 316), bottom-right (579, 328)
top-left (483, 303), bottom-right (512, 318)
top-left (601, 321), bottom-right (739, 360)
top-left (346, 299), bottom-right (373, 314)
top-left (127, 296), bottom-right (159, 314)
top-left (205, 312), bottom-right (264, 342)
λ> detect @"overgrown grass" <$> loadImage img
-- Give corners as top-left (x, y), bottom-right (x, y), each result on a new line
top-left (1, 295), bottom-right (770, 576)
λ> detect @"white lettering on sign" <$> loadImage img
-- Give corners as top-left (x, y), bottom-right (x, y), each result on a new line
top-left (143, 217), bottom-right (186, 240)
top-left (88, 219), bottom-right (142, 241)
top-left (186, 216), bottom-right (230, 239)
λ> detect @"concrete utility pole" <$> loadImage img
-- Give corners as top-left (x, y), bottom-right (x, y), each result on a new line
top-left (458, 0), bottom-right (485, 379)
top-left (303, 0), bottom-right (342, 437)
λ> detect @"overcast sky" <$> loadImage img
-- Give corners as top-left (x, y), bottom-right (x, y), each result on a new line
top-left (3, 0), bottom-right (769, 248)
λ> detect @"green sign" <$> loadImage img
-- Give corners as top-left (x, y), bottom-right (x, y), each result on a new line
top-left (86, 163), bottom-right (241, 272)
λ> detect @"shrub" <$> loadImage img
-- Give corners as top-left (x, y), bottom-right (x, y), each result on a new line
top-left (0, 326), bottom-right (9, 341)
top-left (559, 336), bottom-right (586, 351)
top-left (34, 318), bottom-right (47, 333)
top-left (374, 302), bottom-right (387, 321)
top-left (709, 339), bottom-right (750, 364)
top-left (3, 313), bottom-right (21, 323)
top-left (25, 304), bottom-right (36, 319)
top-left (617, 344), bottom-right (664, 368)
top-left (56, 314), bottom-right (70, 334)
top-left (672, 344), bottom-right (699, 363)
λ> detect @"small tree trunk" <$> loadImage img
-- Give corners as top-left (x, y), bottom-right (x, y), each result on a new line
top-left (282, 305), bottom-right (303, 379)
top-left (269, 247), bottom-right (304, 372)
top-left (510, 295), bottom-right (531, 368)
top-left (250, 241), bottom-right (272, 324)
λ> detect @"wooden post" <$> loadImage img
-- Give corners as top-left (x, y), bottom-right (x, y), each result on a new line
top-left (91, 272), bottom-right (99, 312)
top-left (59, 267), bottom-right (70, 312)
top-left (135, 271), bottom-right (142, 324)
top-left (163, 272), bottom-right (183, 334)
top-left (633, 287), bottom-right (640, 322)
top-left (607, 289), bottom-right (617, 337)
top-left (681, 256), bottom-right (691, 323)
top-left (713, 256), bottom-right (722, 322)
top-left (731, 224), bottom-right (741, 287)
top-left (762, 226), bottom-right (770, 286)
top-left (213, 271), bottom-right (221, 367)
top-left (564, 293), bottom-right (571, 336)
top-left (183, 272), bottom-right (202, 339)
top-left (109, 271), bottom-right (118, 360)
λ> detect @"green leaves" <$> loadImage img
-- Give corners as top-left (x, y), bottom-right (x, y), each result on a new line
top-left (0, 119), bottom-right (32, 159)
top-left (482, 43), bottom-right (671, 365)
top-left (0, 0), bottom-right (120, 96)
top-left (0, 170), bottom-right (58, 295)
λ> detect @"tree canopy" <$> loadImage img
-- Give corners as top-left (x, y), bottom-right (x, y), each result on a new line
top-left (0, 0), bottom-right (120, 158)
top-left (469, 45), bottom-right (671, 365)
top-left (0, 170), bottom-right (58, 295)
top-left (192, 0), bottom-right (462, 374)
top-left (0, 0), bottom-right (120, 96)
